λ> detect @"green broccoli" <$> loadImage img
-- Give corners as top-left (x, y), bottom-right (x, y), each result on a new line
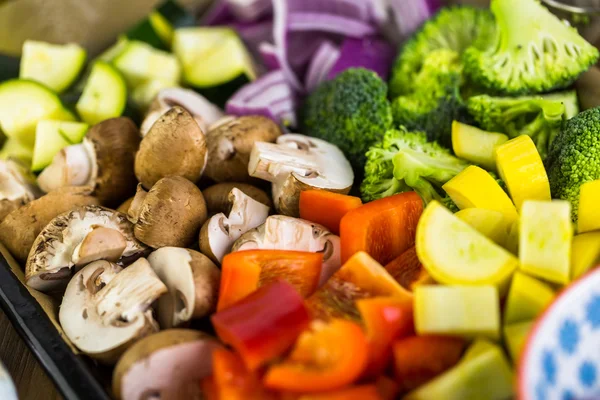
top-left (301, 68), bottom-right (393, 172)
top-left (389, 6), bottom-right (496, 98)
top-left (546, 107), bottom-right (600, 221)
top-left (467, 91), bottom-right (579, 159)
top-left (361, 127), bottom-right (470, 203)
top-left (391, 49), bottom-right (473, 147)
top-left (463, 0), bottom-right (599, 95)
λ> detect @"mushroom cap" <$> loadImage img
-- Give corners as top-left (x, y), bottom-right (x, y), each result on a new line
top-left (248, 134), bottom-right (354, 217)
top-left (202, 182), bottom-right (272, 215)
top-left (204, 115), bottom-right (282, 183)
top-left (0, 159), bottom-right (38, 222)
top-left (0, 186), bottom-right (100, 263)
top-left (232, 215), bottom-right (342, 284)
top-left (86, 117), bottom-right (141, 207)
top-left (59, 259), bottom-right (167, 364)
top-left (25, 205), bottom-right (147, 292)
top-left (116, 197), bottom-right (135, 214)
top-left (113, 329), bottom-right (222, 400)
top-left (147, 247), bottom-right (220, 328)
top-left (135, 106), bottom-right (207, 189)
top-left (140, 88), bottom-right (225, 136)
top-left (133, 176), bottom-right (208, 248)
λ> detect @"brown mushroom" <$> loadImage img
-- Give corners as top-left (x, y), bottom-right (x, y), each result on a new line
top-left (116, 197), bottom-right (135, 214)
top-left (202, 182), bottom-right (271, 215)
top-left (0, 159), bottom-right (39, 222)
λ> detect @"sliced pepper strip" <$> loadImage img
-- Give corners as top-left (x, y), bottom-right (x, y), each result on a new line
top-left (374, 376), bottom-right (399, 400)
top-left (264, 319), bottom-right (369, 393)
top-left (299, 190), bottom-right (362, 235)
top-left (384, 246), bottom-right (432, 292)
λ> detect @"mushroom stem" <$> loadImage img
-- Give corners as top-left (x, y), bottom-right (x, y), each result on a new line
top-left (37, 143), bottom-right (94, 193)
top-left (127, 185), bottom-right (148, 224)
top-left (72, 226), bottom-right (128, 267)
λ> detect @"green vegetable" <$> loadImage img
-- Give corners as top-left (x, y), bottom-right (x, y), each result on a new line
top-left (76, 61), bottom-right (127, 125)
top-left (389, 6), bottom-right (496, 98)
top-left (31, 121), bottom-right (86, 172)
top-left (467, 91), bottom-right (578, 159)
top-left (302, 68), bottom-right (393, 172)
top-left (463, 0), bottom-right (599, 95)
top-left (546, 106), bottom-right (600, 221)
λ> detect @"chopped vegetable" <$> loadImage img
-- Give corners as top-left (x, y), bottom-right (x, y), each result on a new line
top-left (289, 384), bottom-right (383, 400)
top-left (31, 120), bottom-right (88, 172)
top-left (304, 41), bottom-right (341, 92)
top-left (212, 281), bottom-right (310, 370)
top-left (503, 271), bottom-right (555, 325)
top-left (415, 285), bottom-right (500, 339)
top-left (384, 246), bottom-right (432, 291)
top-left (455, 209), bottom-right (512, 248)
top-left (327, 37), bottom-right (395, 81)
top-left (299, 190), bottom-right (362, 235)
top-left (76, 62), bottom-right (127, 125)
top-left (388, 0), bottom-right (443, 39)
top-left (571, 232), bottom-right (600, 279)
top-left (0, 138), bottom-right (33, 165)
top-left (503, 321), bottom-right (534, 364)
top-left (577, 180), bottom-right (600, 233)
top-left (519, 200), bottom-right (572, 285)
top-left (451, 121), bottom-right (508, 171)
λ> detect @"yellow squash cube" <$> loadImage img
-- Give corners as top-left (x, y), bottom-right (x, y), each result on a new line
top-left (451, 121), bottom-right (509, 171)
top-left (571, 231), bottom-right (600, 280)
top-left (504, 271), bottom-right (555, 324)
top-left (578, 180), bottom-right (600, 233)
top-left (504, 321), bottom-right (534, 365)
top-left (455, 208), bottom-right (512, 247)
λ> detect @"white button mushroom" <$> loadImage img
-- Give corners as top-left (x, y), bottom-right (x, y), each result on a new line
top-left (0, 159), bottom-right (39, 222)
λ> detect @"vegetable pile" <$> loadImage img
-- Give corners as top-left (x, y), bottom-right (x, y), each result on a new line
top-left (1, 0), bottom-right (600, 398)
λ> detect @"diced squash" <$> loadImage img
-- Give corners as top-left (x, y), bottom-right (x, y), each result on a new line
top-left (451, 121), bottom-right (508, 171)
top-left (504, 321), bottom-right (534, 365)
top-left (505, 220), bottom-right (520, 255)
top-left (31, 121), bottom-right (72, 172)
top-left (578, 180), bottom-right (600, 233)
top-left (571, 232), bottom-right (600, 280)
top-left (416, 201), bottom-right (518, 289)
top-left (0, 138), bottom-right (33, 165)
top-left (504, 272), bottom-right (555, 324)
top-left (414, 285), bottom-right (500, 340)
top-left (519, 200), bottom-right (572, 284)
top-left (404, 339), bottom-right (514, 400)
top-left (442, 165), bottom-right (518, 222)
top-left (455, 208), bottom-right (512, 247)
top-left (495, 135), bottom-right (551, 211)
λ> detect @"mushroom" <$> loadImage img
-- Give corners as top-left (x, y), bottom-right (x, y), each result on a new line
top-left (147, 248), bottom-right (220, 328)
top-left (0, 186), bottom-right (100, 263)
top-left (248, 134), bottom-right (354, 217)
top-left (202, 182), bottom-right (272, 215)
top-left (25, 205), bottom-right (148, 292)
top-left (113, 329), bottom-right (222, 400)
top-left (139, 88), bottom-right (225, 137)
top-left (204, 115), bottom-right (282, 183)
top-left (231, 215), bottom-right (342, 284)
top-left (59, 258), bottom-right (167, 364)
top-left (37, 118), bottom-right (140, 207)
top-left (0, 159), bottom-right (39, 222)
top-left (128, 176), bottom-right (207, 249)
top-left (199, 188), bottom-right (270, 264)
top-left (116, 197), bottom-right (134, 214)
top-left (135, 106), bottom-right (207, 189)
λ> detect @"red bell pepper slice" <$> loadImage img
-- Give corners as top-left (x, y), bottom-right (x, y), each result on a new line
top-left (264, 319), bottom-right (368, 393)
top-left (200, 375), bottom-right (218, 400)
top-left (285, 384), bottom-right (383, 400)
top-left (384, 246), bottom-right (432, 290)
top-left (217, 250), bottom-right (323, 311)
top-left (340, 191), bottom-right (423, 265)
top-left (212, 281), bottom-right (311, 370)
top-left (299, 190), bottom-right (362, 234)
top-left (374, 376), bottom-right (399, 400)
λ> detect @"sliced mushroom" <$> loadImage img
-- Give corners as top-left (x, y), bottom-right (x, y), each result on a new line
top-left (37, 118), bottom-right (140, 207)
top-left (139, 88), bottom-right (225, 136)
top-left (128, 177), bottom-right (207, 249)
top-left (147, 248), bottom-right (220, 328)
top-left (135, 106), bottom-right (207, 189)
top-left (113, 329), bottom-right (222, 400)
top-left (0, 159), bottom-right (39, 222)
top-left (232, 215), bottom-right (342, 284)
top-left (199, 188), bottom-right (270, 264)
top-left (248, 134), bottom-right (354, 217)
top-left (204, 115), bottom-right (282, 183)
top-left (116, 197), bottom-right (135, 214)
top-left (25, 205), bottom-right (148, 292)
top-left (0, 186), bottom-right (100, 263)
top-left (202, 182), bottom-right (272, 215)
top-left (59, 258), bottom-right (167, 364)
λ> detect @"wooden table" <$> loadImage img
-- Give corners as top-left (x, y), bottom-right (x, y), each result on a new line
top-left (0, 309), bottom-right (61, 400)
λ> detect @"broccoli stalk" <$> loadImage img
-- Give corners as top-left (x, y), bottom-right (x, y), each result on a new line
top-left (463, 0), bottom-right (599, 95)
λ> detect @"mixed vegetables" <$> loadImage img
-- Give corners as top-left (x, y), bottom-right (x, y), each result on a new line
top-left (1, 0), bottom-right (600, 398)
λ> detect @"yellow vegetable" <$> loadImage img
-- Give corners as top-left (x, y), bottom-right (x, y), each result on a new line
top-left (416, 201), bottom-right (518, 289)
top-left (451, 121), bottom-right (509, 170)
top-left (443, 165), bottom-right (518, 222)
top-left (504, 321), bottom-right (534, 365)
top-left (578, 180), bottom-right (600, 233)
top-left (519, 200), bottom-right (572, 284)
top-left (495, 135), bottom-right (551, 211)
top-left (455, 208), bottom-right (512, 247)
top-left (504, 271), bottom-right (555, 324)
top-left (571, 231), bottom-right (600, 280)
top-left (505, 220), bottom-right (520, 255)
top-left (414, 285), bottom-right (500, 339)
top-left (0, 138), bottom-right (33, 166)
top-left (404, 339), bottom-right (514, 400)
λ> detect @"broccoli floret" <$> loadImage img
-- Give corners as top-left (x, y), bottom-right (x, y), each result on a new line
top-left (546, 107), bottom-right (600, 221)
top-left (389, 6), bottom-right (496, 98)
top-left (391, 49), bottom-right (473, 147)
top-left (361, 127), bottom-right (470, 203)
top-left (463, 0), bottom-right (599, 95)
top-left (302, 68), bottom-right (393, 171)
top-left (441, 195), bottom-right (460, 213)
top-left (467, 91), bottom-right (578, 159)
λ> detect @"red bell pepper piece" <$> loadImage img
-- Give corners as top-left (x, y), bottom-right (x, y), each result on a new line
top-left (200, 375), bottom-right (218, 400)
top-left (212, 281), bottom-right (310, 370)
top-left (299, 190), bottom-right (362, 234)
top-left (384, 246), bottom-right (432, 290)
top-left (374, 376), bottom-right (399, 400)
top-left (285, 384), bottom-right (383, 400)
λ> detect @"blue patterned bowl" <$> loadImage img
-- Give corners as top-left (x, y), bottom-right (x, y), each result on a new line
top-left (519, 267), bottom-right (600, 400)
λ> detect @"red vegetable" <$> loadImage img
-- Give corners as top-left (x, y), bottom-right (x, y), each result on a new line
top-left (304, 41), bottom-right (341, 92)
top-left (327, 37), bottom-right (395, 81)
top-left (384, 246), bottom-right (432, 291)
top-left (374, 376), bottom-right (399, 400)
top-left (299, 190), bottom-right (362, 234)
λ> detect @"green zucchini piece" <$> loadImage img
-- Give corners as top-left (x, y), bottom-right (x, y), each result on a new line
top-left (76, 62), bottom-right (127, 125)
top-left (31, 120), bottom-right (74, 172)
top-left (0, 79), bottom-right (75, 147)
top-left (0, 138), bottom-right (34, 165)
top-left (132, 79), bottom-right (177, 110)
top-left (19, 40), bottom-right (87, 93)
